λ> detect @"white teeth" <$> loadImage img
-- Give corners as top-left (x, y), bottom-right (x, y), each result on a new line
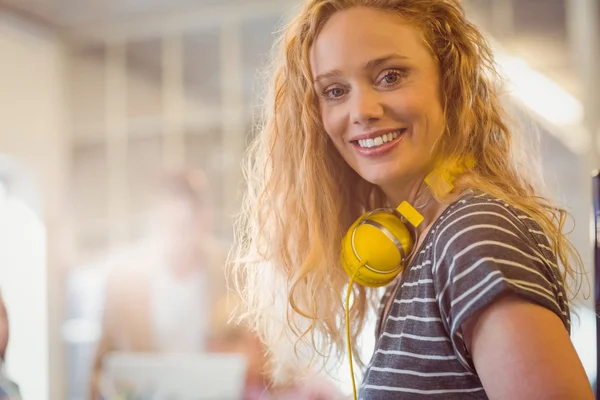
top-left (357, 129), bottom-right (404, 149)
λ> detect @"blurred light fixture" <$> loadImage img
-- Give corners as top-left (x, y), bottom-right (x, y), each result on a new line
top-left (494, 50), bottom-right (589, 154)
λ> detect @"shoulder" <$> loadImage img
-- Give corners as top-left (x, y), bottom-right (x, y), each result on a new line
top-left (435, 192), bottom-right (539, 238)
top-left (431, 191), bottom-right (551, 266)
top-left (429, 191), bottom-right (570, 338)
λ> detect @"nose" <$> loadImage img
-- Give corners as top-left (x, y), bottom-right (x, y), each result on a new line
top-left (351, 87), bottom-right (384, 126)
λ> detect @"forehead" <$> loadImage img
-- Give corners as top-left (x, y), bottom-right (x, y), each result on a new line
top-left (310, 7), bottom-right (432, 74)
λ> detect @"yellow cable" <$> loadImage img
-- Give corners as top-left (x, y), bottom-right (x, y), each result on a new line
top-left (345, 269), bottom-right (360, 400)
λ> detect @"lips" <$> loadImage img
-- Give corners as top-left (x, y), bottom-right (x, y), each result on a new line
top-left (355, 128), bottom-right (406, 149)
top-left (350, 128), bottom-right (407, 158)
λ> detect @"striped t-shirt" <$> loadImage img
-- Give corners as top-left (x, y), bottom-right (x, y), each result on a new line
top-left (359, 192), bottom-right (570, 399)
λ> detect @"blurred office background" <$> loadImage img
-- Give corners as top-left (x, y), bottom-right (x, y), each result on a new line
top-left (0, 0), bottom-right (597, 399)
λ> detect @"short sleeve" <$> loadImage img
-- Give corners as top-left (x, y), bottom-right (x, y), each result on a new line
top-left (431, 197), bottom-right (570, 371)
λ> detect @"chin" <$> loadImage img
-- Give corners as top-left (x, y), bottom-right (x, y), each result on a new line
top-left (357, 169), bottom-right (406, 188)
top-left (350, 155), bottom-right (413, 184)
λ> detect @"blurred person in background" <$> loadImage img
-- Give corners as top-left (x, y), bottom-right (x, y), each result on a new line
top-left (89, 169), bottom-right (227, 400)
top-left (208, 295), bottom-right (344, 400)
top-left (0, 291), bottom-right (21, 400)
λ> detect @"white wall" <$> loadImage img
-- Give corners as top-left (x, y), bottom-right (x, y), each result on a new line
top-left (0, 12), bottom-right (70, 400)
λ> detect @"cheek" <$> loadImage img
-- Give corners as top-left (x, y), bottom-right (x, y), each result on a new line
top-left (392, 90), bottom-right (443, 130)
top-left (320, 105), bottom-right (346, 142)
top-left (389, 88), bottom-right (428, 116)
top-left (420, 94), bottom-right (446, 137)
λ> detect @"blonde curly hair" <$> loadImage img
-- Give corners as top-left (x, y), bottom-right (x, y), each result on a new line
top-left (230, 0), bottom-right (583, 383)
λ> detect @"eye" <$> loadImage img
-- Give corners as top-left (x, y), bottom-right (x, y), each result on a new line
top-left (322, 86), bottom-right (347, 101)
top-left (377, 69), bottom-right (406, 87)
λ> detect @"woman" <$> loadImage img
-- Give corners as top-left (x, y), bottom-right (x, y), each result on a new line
top-left (208, 295), bottom-right (343, 400)
top-left (231, 0), bottom-right (594, 399)
top-left (89, 170), bottom-right (227, 400)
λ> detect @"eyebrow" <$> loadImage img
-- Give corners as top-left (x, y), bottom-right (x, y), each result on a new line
top-left (313, 53), bottom-right (409, 84)
top-left (313, 69), bottom-right (343, 84)
top-left (365, 53), bottom-right (409, 69)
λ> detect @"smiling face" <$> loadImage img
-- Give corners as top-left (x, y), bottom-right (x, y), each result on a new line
top-left (310, 6), bottom-right (445, 202)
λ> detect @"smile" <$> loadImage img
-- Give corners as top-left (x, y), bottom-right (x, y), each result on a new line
top-left (356, 129), bottom-right (406, 149)
top-left (350, 128), bottom-right (407, 158)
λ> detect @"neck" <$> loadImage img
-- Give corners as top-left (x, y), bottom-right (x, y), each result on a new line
top-left (382, 177), bottom-right (425, 208)
top-left (381, 178), bottom-right (451, 236)
top-left (413, 198), bottom-right (445, 236)
top-left (414, 185), bottom-right (471, 236)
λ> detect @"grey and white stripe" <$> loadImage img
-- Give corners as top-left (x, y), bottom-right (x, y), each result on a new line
top-left (359, 192), bottom-right (570, 400)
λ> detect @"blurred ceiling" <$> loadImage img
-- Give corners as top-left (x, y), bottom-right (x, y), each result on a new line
top-left (1, 0), bottom-right (598, 153)
top-left (2, 0), bottom-right (595, 97)
top-left (0, 0), bottom-right (236, 27)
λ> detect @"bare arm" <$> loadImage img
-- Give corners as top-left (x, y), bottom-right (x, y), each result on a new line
top-left (463, 294), bottom-right (594, 400)
top-left (88, 330), bottom-right (111, 400)
top-left (88, 274), bottom-right (120, 400)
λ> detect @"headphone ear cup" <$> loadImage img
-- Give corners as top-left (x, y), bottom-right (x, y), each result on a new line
top-left (341, 210), bottom-right (415, 287)
top-left (341, 255), bottom-right (399, 287)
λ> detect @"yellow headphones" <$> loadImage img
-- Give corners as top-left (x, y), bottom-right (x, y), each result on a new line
top-left (340, 158), bottom-right (473, 400)
top-left (341, 200), bottom-right (424, 288)
top-left (341, 157), bottom-right (474, 288)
